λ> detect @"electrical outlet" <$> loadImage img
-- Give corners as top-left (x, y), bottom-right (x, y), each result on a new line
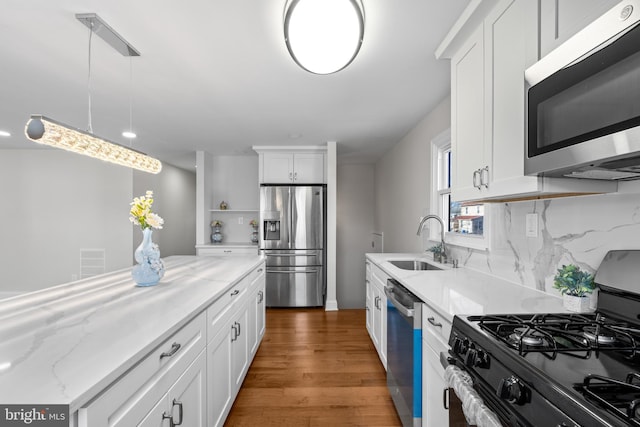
top-left (526, 213), bottom-right (538, 237)
top-left (238, 216), bottom-right (244, 225)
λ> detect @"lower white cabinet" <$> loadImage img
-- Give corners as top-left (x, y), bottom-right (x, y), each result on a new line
top-left (365, 260), bottom-right (388, 370)
top-left (78, 262), bottom-right (266, 427)
top-left (79, 313), bottom-right (207, 427)
top-left (139, 351), bottom-right (207, 427)
top-left (196, 246), bottom-right (259, 256)
top-left (207, 264), bottom-right (266, 427)
top-left (422, 303), bottom-right (452, 427)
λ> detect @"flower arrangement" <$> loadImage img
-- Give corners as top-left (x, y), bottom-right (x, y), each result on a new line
top-left (249, 219), bottom-right (258, 227)
top-left (553, 264), bottom-right (595, 297)
top-left (129, 190), bottom-right (164, 230)
top-left (211, 220), bottom-right (223, 227)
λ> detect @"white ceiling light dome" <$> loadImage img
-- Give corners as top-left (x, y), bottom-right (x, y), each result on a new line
top-left (284, 0), bottom-right (365, 75)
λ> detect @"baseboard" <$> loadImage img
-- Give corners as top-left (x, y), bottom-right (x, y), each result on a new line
top-left (324, 299), bottom-right (338, 311)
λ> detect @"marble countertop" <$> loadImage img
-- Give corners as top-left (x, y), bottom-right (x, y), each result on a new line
top-left (366, 253), bottom-right (567, 323)
top-left (0, 255), bottom-right (264, 412)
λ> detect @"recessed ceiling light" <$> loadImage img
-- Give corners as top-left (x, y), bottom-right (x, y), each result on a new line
top-left (0, 130), bottom-right (11, 137)
top-left (122, 131), bottom-right (137, 139)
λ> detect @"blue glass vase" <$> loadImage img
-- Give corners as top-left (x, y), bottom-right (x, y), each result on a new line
top-left (132, 228), bottom-right (165, 287)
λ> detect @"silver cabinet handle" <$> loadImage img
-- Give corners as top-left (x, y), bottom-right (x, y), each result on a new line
top-left (294, 172), bottom-right (298, 180)
top-left (428, 317), bottom-right (443, 328)
top-left (172, 399), bottom-right (183, 426)
top-left (473, 169), bottom-right (481, 189)
top-left (257, 268), bottom-right (264, 273)
top-left (231, 289), bottom-right (240, 296)
top-left (162, 412), bottom-right (173, 426)
top-left (231, 323), bottom-right (238, 342)
top-left (481, 166), bottom-right (490, 188)
top-left (289, 172), bottom-right (293, 181)
top-left (236, 321), bottom-right (241, 337)
top-left (160, 342), bottom-right (181, 360)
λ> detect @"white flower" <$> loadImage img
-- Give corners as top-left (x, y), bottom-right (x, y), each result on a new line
top-left (146, 213), bottom-right (164, 229)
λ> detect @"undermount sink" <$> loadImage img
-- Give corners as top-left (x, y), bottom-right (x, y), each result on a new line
top-left (389, 260), bottom-right (442, 271)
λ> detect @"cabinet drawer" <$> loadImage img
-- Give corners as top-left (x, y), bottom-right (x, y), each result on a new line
top-left (371, 264), bottom-right (389, 287)
top-left (365, 260), bottom-right (371, 281)
top-left (422, 303), bottom-right (452, 348)
top-left (207, 263), bottom-right (264, 343)
top-left (79, 312), bottom-right (206, 427)
top-left (197, 247), bottom-right (258, 256)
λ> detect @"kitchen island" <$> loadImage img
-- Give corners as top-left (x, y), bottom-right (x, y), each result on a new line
top-left (0, 255), bottom-right (265, 427)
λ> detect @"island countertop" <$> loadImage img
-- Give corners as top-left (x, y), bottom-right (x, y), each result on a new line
top-left (0, 255), bottom-right (264, 412)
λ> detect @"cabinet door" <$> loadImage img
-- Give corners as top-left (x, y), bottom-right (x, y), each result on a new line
top-left (138, 395), bottom-right (169, 427)
top-left (254, 283), bottom-right (266, 353)
top-left (485, 0), bottom-right (540, 197)
top-left (263, 152), bottom-right (294, 183)
top-left (423, 345), bottom-right (449, 427)
top-left (293, 153), bottom-right (325, 183)
top-left (451, 25), bottom-right (486, 201)
top-left (207, 326), bottom-right (233, 427)
top-left (168, 351), bottom-right (207, 427)
top-left (231, 305), bottom-right (250, 390)
top-left (539, 0), bottom-right (620, 58)
top-left (365, 278), bottom-right (372, 336)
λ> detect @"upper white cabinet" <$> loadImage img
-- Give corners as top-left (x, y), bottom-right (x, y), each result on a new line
top-left (539, 0), bottom-right (621, 58)
top-left (255, 146), bottom-right (327, 184)
top-left (438, 0), bottom-right (616, 202)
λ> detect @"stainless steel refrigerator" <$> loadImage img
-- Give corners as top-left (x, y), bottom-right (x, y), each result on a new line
top-left (259, 185), bottom-right (326, 307)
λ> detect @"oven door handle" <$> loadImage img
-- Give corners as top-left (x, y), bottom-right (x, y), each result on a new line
top-left (384, 286), bottom-right (414, 318)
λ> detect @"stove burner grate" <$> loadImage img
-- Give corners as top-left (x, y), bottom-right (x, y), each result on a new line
top-left (474, 313), bottom-right (640, 359)
top-left (578, 373), bottom-right (640, 426)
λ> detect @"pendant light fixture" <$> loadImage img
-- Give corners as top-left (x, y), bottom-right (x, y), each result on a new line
top-left (24, 13), bottom-right (162, 174)
top-left (284, 0), bottom-right (365, 75)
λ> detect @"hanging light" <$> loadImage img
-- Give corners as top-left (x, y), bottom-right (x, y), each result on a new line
top-left (26, 115), bottom-right (162, 174)
top-left (24, 13), bottom-right (162, 174)
top-left (284, 0), bottom-right (365, 74)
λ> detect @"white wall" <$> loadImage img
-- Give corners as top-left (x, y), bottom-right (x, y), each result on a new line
top-left (133, 163), bottom-right (196, 257)
top-left (337, 163), bottom-right (375, 309)
top-left (375, 96), bottom-right (451, 252)
top-left (0, 150), bottom-right (133, 295)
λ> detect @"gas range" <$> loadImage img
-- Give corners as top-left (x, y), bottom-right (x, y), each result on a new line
top-left (448, 251), bottom-right (640, 427)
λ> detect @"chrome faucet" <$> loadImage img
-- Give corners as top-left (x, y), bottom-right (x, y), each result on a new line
top-left (417, 214), bottom-right (446, 262)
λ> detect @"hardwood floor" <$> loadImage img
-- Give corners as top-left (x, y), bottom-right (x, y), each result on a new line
top-left (225, 308), bottom-right (402, 427)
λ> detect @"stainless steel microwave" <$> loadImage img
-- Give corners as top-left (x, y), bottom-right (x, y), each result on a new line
top-left (525, 1), bottom-right (640, 181)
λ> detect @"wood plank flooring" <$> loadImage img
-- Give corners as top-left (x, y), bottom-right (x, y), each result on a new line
top-left (225, 308), bottom-right (402, 427)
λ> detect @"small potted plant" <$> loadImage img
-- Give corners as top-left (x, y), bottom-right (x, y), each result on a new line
top-left (553, 264), bottom-right (595, 312)
top-left (428, 243), bottom-right (444, 263)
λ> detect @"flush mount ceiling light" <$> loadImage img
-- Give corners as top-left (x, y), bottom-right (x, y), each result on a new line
top-left (284, 0), bottom-right (364, 74)
top-left (24, 13), bottom-right (162, 174)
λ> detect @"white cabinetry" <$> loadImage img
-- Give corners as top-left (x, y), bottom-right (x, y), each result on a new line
top-left (79, 313), bottom-right (207, 427)
top-left (255, 147), bottom-right (327, 184)
top-left (439, 0), bottom-right (616, 202)
top-left (366, 261), bottom-right (388, 370)
top-left (539, 0), bottom-right (620, 58)
top-left (197, 246), bottom-right (258, 256)
top-left (206, 264), bottom-right (265, 427)
top-left (422, 303), bottom-right (452, 427)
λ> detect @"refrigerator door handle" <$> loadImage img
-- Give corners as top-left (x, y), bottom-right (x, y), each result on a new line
top-left (265, 253), bottom-right (318, 257)
top-left (266, 269), bottom-right (319, 274)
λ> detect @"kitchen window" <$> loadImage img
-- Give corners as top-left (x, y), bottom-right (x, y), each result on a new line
top-left (431, 130), bottom-right (489, 250)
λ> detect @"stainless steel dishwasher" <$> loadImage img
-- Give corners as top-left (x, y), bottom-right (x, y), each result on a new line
top-left (385, 278), bottom-right (422, 427)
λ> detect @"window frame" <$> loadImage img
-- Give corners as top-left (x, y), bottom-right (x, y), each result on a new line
top-left (430, 129), bottom-right (490, 251)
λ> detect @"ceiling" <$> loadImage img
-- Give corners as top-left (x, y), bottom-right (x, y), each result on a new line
top-left (0, 0), bottom-right (469, 171)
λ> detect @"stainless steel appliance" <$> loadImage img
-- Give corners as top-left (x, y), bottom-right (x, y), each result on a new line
top-left (385, 278), bottom-right (422, 427)
top-left (259, 185), bottom-right (325, 307)
top-left (447, 250), bottom-right (640, 426)
top-left (525, 1), bottom-right (640, 181)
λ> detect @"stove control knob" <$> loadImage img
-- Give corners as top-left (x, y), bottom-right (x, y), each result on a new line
top-left (464, 348), bottom-right (477, 367)
top-left (497, 375), bottom-right (528, 405)
top-left (452, 337), bottom-right (468, 355)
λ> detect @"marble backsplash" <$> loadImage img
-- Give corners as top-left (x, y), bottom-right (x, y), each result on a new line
top-left (447, 192), bottom-right (640, 298)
